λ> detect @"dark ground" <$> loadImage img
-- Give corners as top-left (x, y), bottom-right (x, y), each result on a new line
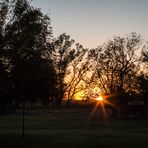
top-left (0, 108), bottom-right (148, 148)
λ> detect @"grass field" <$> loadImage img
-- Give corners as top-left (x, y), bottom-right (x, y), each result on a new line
top-left (0, 108), bottom-right (148, 147)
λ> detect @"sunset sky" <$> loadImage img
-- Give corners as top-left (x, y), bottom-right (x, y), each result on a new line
top-left (32, 0), bottom-right (148, 48)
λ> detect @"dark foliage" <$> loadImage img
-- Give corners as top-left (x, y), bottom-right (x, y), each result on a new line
top-left (0, 0), bottom-right (57, 112)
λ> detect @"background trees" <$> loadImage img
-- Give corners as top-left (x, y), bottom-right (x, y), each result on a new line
top-left (0, 0), bottom-right (148, 112)
top-left (138, 42), bottom-right (148, 103)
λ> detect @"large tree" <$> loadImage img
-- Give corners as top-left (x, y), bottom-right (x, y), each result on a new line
top-left (89, 32), bottom-right (143, 104)
top-left (3, 0), bottom-right (56, 106)
top-left (51, 34), bottom-right (88, 106)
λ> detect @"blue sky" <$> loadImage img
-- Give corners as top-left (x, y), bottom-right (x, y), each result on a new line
top-left (31, 0), bottom-right (148, 48)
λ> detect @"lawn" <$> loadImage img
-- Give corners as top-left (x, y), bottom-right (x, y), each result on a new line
top-left (0, 108), bottom-right (148, 147)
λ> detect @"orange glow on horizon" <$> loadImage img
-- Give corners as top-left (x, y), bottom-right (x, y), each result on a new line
top-left (74, 91), bottom-right (85, 100)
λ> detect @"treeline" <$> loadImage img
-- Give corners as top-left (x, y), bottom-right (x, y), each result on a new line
top-left (0, 0), bottom-right (148, 113)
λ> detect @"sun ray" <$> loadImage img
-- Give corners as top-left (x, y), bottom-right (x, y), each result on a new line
top-left (87, 95), bottom-right (116, 127)
top-left (103, 99), bottom-right (116, 108)
top-left (100, 101), bottom-right (107, 118)
top-left (88, 101), bottom-right (99, 121)
top-left (87, 96), bottom-right (106, 124)
top-left (100, 101), bottom-right (110, 126)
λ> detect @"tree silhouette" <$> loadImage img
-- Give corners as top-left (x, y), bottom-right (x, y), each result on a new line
top-left (0, 0), bottom-right (57, 138)
top-left (89, 33), bottom-right (143, 104)
top-left (139, 43), bottom-right (148, 104)
top-left (65, 43), bottom-right (89, 104)
top-left (5, 0), bottom-right (55, 105)
top-left (138, 73), bottom-right (148, 103)
top-left (0, 0), bottom-right (12, 113)
top-left (142, 42), bottom-right (148, 71)
top-left (51, 34), bottom-right (76, 106)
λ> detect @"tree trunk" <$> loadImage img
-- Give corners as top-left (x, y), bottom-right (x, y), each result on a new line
top-left (55, 97), bottom-right (62, 107)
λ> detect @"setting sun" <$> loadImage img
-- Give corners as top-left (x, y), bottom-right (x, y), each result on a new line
top-left (96, 96), bottom-right (103, 101)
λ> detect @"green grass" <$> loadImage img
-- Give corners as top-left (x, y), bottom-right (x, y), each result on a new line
top-left (0, 108), bottom-right (148, 147)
